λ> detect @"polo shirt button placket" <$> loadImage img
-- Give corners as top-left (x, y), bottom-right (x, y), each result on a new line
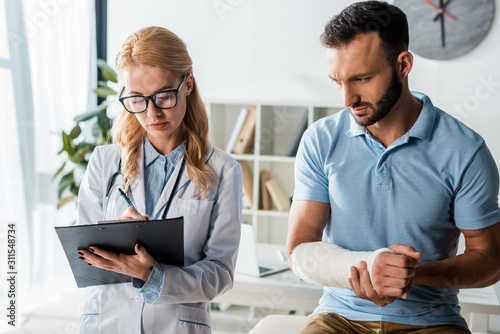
top-left (375, 154), bottom-right (392, 191)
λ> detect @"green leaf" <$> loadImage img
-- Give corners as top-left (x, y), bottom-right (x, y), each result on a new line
top-left (79, 160), bottom-right (89, 170)
top-left (69, 124), bottom-right (81, 139)
top-left (52, 161), bottom-right (66, 180)
top-left (76, 141), bottom-right (96, 152)
top-left (61, 131), bottom-right (75, 156)
top-left (58, 171), bottom-right (74, 199)
top-left (70, 146), bottom-right (91, 164)
top-left (57, 195), bottom-right (75, 209)
top-left (97, 59), bottom-right (118, 83)
top-left (69, 184), bottom-right (79, 196)
top-left (97, 113), bottom-right (112, 137)
top-left (102, 69), bottom-right (118, 83)
top-left (73, 103), bottom-right (108, 123)
top-left (94, 86), bottom-right (117, 98)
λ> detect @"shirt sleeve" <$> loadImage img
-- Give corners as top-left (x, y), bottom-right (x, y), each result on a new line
top-left (133, 261), bottom-right (164, 304)
top-left (453, 142), bottom-right (500, 230)
top-left (293, 126), bottom-right (330, 203)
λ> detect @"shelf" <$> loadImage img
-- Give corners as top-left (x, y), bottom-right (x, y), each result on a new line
top-left (258, 155), bottom-right (296, 163)
top-left (208, 100), bottom-right (342, 246)
top-left (242, 209), bottom-right (290, 218)
top-left (255, 210), bottom-right (289, 218)
top-left (231, 154), bottom-right (256, 161)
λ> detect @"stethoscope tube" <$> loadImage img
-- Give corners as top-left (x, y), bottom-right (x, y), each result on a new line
top-left (103, 147), bottom-right (213, 221)
top-left (161, 157), bottom-right (185, 219)
top-left (105, 159), bottom-right (122, 198)
top-left (103, 156), bottom-right (186, 220)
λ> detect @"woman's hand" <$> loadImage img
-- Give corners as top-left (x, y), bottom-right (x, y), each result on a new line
top-left (119, 206), bottom-right (151, 221)
top-left (78, 243), bottom-right (155, 282)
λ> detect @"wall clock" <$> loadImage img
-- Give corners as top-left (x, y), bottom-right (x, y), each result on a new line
top-left (393, 0), bottom-right (495, 60)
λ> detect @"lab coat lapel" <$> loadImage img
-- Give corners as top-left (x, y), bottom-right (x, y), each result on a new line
top-left (129, 142), bottom-right (146, 216)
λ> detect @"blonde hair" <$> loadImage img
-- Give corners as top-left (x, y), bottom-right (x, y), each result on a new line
top-left (112, 26), bottom-right (215, 198)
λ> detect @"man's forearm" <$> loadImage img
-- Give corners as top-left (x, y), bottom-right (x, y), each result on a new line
top-left (415, 249), bottom-right (500, 289)
top-left (290, 242), bottom-right (392, 288)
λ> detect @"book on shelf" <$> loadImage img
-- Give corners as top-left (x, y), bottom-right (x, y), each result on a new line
top-left (259, 170), bottom-right (272, 210)
top-left (285, 110), bottom-right (308, 157)
top-left (265, 178), bottom-right (288, 212)
top-left (232, 106), bottom-right (256, 154)
top-left (239, 161), bottom-right (253, 209)
top-left (225, 108), bottom-right (248, 153)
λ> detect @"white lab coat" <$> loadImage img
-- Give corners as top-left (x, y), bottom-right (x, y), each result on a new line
top-left (76, 142), bottom-right (242, 334)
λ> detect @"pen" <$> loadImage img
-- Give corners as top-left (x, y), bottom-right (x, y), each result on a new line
top-left (118, 188), bottom-right (133, 207)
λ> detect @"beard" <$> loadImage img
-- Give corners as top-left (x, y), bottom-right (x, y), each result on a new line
top-left (349, 69), bottom-right (403, 127)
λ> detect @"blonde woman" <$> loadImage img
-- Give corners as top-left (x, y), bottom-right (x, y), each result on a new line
top-left (77, 26), bottom-right (242, 333)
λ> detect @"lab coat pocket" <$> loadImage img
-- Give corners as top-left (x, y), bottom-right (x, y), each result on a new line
top-left (177, 198), bottom-right (214, 230)
top-left (78, 299), bottom-right (100, 334)
top-left (178, 198), bottom-right (215, 212)
top-left (177, 305), bottom-right (211, 334)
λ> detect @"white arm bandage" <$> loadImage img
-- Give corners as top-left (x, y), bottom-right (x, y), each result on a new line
top-left (290, 241), bottom-right (394, 289)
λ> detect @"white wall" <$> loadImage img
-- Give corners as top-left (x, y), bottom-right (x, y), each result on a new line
top-left (108, 0), bottom-right (500, 167)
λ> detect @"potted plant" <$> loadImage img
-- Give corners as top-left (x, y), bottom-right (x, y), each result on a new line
top-left (53, 59), bottom-right (119, 209)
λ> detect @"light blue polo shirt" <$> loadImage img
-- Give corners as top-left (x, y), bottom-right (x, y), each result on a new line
top-left (293, 92), bottom-right (500, 327)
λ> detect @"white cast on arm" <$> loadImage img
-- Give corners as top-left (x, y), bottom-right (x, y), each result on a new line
top-left (290, 241), bottom-right (394, 288)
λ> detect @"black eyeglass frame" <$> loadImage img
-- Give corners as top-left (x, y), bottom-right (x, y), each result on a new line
top-left (118, 74), bottom-right (187, 114)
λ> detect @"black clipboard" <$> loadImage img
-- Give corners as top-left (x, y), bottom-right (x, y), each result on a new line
top-left (55, 217), bottom-right (184, 288)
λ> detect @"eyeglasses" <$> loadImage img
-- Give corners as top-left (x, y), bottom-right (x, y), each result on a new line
top-left (118, 75), bottom-right (187, 114)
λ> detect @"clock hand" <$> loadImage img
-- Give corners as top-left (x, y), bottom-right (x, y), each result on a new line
top-left (434, 0), bottom-right (452, 21)
top-left (421, 0), bottom-right (457, 21)
top-left (439, 0), bottom-right (446, 47)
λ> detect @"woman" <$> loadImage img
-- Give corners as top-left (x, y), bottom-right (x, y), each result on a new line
top-left (77, 26), bottom-right (242, 333)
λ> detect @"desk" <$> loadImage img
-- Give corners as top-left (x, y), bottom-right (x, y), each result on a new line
top-left (213, 244), bottom-right (500, 332)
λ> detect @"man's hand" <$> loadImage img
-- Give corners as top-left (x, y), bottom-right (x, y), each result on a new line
top-left (78, 243), bottom-right (155, 282)
top-left (349, 243), bottom-right (422, 306)
top-left (349, 261), bottom-right (398, 307)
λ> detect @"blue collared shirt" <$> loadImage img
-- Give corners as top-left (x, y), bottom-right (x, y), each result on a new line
top-left (293, 92), bottom-right (500, 327)
top-left (133, 137), bottom-right (185, 303)
top-left (144, 137), bottom-right (185, 218)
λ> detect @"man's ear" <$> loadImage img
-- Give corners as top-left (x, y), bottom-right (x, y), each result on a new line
top-left (397, 51), bottom-right (413, 79)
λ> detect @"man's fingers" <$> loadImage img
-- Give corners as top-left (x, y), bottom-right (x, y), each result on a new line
top-left (348, 268), bottom-right (363, 295)
top-left (376, 266), bottom-right (417, 280)
top-left (372, 276), bottom-right (409, 290)
top-left (376, 252), bottom-right (420, 270)
top-left (402, 277), bottom-right (416, 299)
top-left (388, 243), bottom-right (422, 260)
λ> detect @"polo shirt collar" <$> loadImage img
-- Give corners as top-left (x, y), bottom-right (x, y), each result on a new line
top-left (346, 114), bottom-right (367, 137)
top-left (407, 91), bottom-right (435, 142)
top-left (345, 91), bottom-right (436, 142)
top-left (144, 136), bottom-right (185, 167)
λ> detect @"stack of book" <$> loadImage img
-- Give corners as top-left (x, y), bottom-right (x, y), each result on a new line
top-left (226, 107), bottom-right (256, 154)
top-left (238, 164), bottom-right (289, 212)
top-left (263, 176), bottom-right (289, 212)
top-left (240, 161), bottom-right (253, 209)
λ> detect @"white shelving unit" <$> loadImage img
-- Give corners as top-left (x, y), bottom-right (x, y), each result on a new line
top-left (207, 100), bottom-right (342, 245)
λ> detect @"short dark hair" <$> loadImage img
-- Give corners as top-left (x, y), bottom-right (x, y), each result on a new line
top-left (320, 1), bottom-right (409, 64)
